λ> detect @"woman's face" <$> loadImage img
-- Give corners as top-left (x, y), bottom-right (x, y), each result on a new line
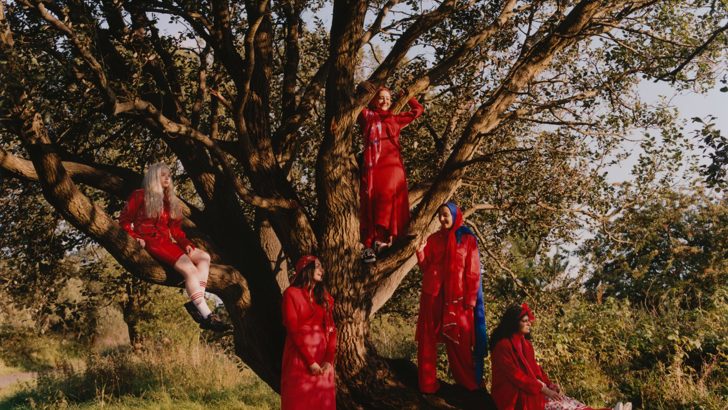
top-left (519, 315), bottom-right (531, 334)
top-left (375, 90), bottom-right (392, 111)
top-left (438, 206), bottom-right (454, 229)
top-left (312, 259), bottom-right (324, 283)
top-left (160, 168), bottom-right (172, 190)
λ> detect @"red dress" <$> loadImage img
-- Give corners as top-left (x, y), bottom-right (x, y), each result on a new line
top-left (281, 286), bottom-right (336, 410)
top-left (119, 189), bottom-right (193, 266)
top-left (490, 335), bottom-right (549, 410)
top-left (491, 335), bottom-right (610, 410)
top-left (358, 98), bottom-right (424, 248)
top-left (416, 224), bottom-right (482, 393)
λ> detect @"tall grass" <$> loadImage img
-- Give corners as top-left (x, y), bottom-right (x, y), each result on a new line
top-left (1, 338), bottom-right (280, 409)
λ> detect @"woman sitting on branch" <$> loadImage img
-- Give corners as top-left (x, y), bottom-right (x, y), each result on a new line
top-left (119, 162), bottom-right (228, 332)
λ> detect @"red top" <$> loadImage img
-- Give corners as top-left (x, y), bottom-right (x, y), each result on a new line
top-left (490, 334), bottom-right (551, 410)
top-left (417, 229), bottom-right (480, 307)
top-left (119, 189), bottom-right (193, 249)
top-left (282, 286), bottom-right (336, 366)
top-left (358, 98), bottom-right (424, 247)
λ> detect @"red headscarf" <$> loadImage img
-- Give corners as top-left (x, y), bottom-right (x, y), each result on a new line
top-left (510, 302), bottom-right (540, 379)
top-left (292, 255), bottom-right (318, 283)
top-left (520, 302), bottom-right (535, 322)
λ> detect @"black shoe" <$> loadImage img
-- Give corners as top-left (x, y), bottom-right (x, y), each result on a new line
top-left (200, 313), bottom-right (230, 332)
top-left (184, 301), bottom-right (204, 323)
top-left (362, 248), bottom-right (376, 263)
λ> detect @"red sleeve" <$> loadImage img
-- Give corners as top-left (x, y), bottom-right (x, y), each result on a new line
top-left (463, 236), bottom-right (481, 308)
top-left (417, 234), bottom-right (433, 269)
top-left (324, 295), bottom-right (337, 364)
top-left (170, 217), bottom-right (193, 249)
top-left (394, 98), bottom-right (423, 127)
top-left (357, 107), bottom-right (373, 128)
top-left (492, 341), bottom-right (543, 394)
top-left (539, 365), bottom-right (552, 385)
top-left (119, 191), bottom-right (142, 239)
top-left (282, 289), bottom-right (317, 367)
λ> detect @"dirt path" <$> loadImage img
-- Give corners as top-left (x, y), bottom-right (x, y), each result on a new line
top-left (0, 372), bottom-right (36, 391)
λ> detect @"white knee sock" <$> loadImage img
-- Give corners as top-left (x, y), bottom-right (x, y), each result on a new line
top-left (190, 290), bottom-right (212, 318)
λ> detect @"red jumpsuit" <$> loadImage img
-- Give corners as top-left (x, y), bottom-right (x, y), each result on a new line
top-left (358, 98), bottom-right (424, 248)
top-left (119, 189), bottom-right (193, 266)
top-left (281, 286), bottom-right (336, 410)
top-left (416, 224), bottom-right (481, 393)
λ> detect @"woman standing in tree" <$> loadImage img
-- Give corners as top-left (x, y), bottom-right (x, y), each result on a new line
top-left (490, 303), bottom-right (630, 410)
top-left (119, 162), bottom-right (227, 331)
top-left (416, 202), bottom-right (488, 393)
top-left (281, 255), bottom-right (337, 410)
top-left (358, 82), bottom-right (424, 263)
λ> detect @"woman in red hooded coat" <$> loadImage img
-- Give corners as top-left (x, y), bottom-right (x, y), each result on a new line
top-left (281, 255), bottom-right (337, 410)
top-left (358, 83), bottom-right (424, 262)
top-left (490, 304), bottom-right (628, 410)
top-left (416, 202), bottom-right (488, 393)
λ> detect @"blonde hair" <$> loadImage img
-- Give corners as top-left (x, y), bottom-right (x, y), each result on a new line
top-left (142, 162), bottom-right (182, 219)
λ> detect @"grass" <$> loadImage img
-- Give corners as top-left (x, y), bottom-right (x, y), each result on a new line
top-left (0, 339), bottom-right (279, 410)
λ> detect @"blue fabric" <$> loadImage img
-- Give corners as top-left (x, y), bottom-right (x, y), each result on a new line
top-left (445, 201), bottom-right (475, 244)
top-left (473, 273), bottom-right (488, 383)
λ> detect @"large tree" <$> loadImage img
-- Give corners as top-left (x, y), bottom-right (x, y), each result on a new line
top-left (0, 0), bottom-right (725, 407)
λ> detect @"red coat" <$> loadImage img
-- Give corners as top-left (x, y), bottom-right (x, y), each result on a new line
top-left (281, 286), bottom-right (336, 410)
top-left (416, 226), bottom-right (481, 341)
top-left (490, 335), bottom-right (551, 410)
top-left (359, 98), bottom-right (424, 247)
top-left (119, 189), bottom-right (193, 265)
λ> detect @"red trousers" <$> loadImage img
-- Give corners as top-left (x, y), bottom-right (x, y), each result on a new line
top-left (417, 293), bottom-right (479, 393)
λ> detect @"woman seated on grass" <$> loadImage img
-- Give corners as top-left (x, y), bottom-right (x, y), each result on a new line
top-left (489, 303), bottom-right (631, 410)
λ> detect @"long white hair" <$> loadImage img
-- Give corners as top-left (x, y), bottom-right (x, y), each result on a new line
top-left (142, 162), bottom-right (182, 219)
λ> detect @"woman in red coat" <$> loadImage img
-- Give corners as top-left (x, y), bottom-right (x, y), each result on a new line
top-left (490, 304), bottom-right (628, 410)
top-left (119, 163), bottom-right (226, 331)
top-left (358, 83), bottom-right (424, 262)
top-left (281, 255), bottom-right (336, 410)
top-left (416, 202), bottom-right (488, 393)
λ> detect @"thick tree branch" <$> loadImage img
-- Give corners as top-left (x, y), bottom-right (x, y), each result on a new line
top-left (114, 99), bottom-right (297, 210)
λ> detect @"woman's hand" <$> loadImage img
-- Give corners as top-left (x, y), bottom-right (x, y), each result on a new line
top-left (541, 385), bottom-right (565, 401)
top-left (309, 362), bottom-right (323, 375)
top-left (417, 239), bottom-right (427, 254)
top-left (358, 81), bottom-right (376, 93)
top-left (185, 245), bottom-right (194, 254)
top-left (136, 238), bottom-right (146, 248)
top-left (548, 383), bottom-right (562, 393)
top-left (320, 362), bottom-right (333, 374)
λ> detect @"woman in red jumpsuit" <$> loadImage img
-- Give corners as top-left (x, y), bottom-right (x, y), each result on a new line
top-left (358, 84), bottom-right (424, 262)
top-left (119, 163), bottom-right (226, 331)
top-left (416, 202), bottom-right (488, 393)
top-left (490, 304), bottom-right (628, 410)
top-left (281, 255), bottom-right (336, 410)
